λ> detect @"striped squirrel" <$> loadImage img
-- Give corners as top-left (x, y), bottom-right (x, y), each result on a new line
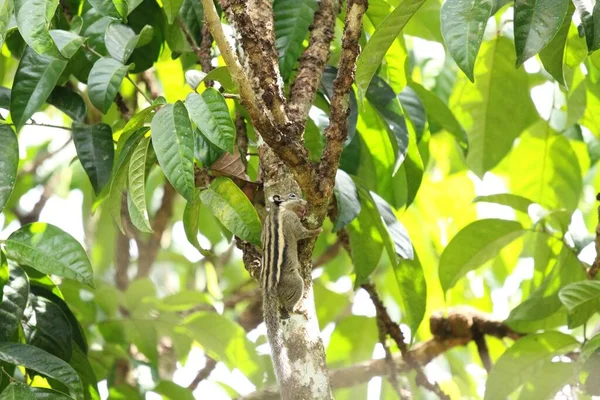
top-left (261, 193), bottom-right (321, 379)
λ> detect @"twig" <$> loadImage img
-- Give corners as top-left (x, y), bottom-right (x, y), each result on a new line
top-left (140, 70), bottom-right (161, 100)
top-left (376, 315), bottom-right (407, 399)
top-left (9, 122), bottom-right (71, 131)
top-left (114, 93), bottom-right (132, 121)
top-left (363, 283), bottom-right (450, 400)
top-left (177, 17), bottom-right (205, 65)
top-left (19, 137), bottom-right (73, 177)
top-left (187, 357), bottom-right (217, 390)
top-left (126, 75), bottom-right (153, 104)
top-left (313, 240), bottom-right (342, 268)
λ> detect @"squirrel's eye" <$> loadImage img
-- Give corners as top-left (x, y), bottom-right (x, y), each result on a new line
top-left (289, 193), bottom-right (296, 198)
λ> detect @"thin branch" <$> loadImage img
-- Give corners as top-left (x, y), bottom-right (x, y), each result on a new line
top-left (363, 283), bottom-right (450, 400)
top-left (316, 0), bottom-right (367, 208)
top-left (288, 0), bottom-right (340, 127)
top-left (10, 122), bottom-right (71, 131)
top-left (187, 357), bottom-right (217, 390)
top-left (313, 240), bottom-right (342, 268)
top-left (19, 137), bottom-right (73, 177)
top-left (376, 315), bottom-right (407, 400)
top-left (140, 70), bottom-right (162, 100)
top-left (178, 17), bottom-right (205, 64)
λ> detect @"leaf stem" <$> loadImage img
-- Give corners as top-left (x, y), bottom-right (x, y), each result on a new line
top-left (126, 75), bottom-right (153, 104)
top-left (8, 122), bottom-right (71, 131)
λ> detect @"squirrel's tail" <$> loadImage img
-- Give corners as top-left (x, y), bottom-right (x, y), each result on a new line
top-left (263, 293), bottom-right (290, 383)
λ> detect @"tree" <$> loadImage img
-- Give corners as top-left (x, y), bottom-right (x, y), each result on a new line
top-left (0, 0), bottom-right (599, 398)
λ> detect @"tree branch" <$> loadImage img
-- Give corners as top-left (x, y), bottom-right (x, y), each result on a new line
top-left (288, 0), bottom-right (340, 127)
top-left (238, 307), bottom-right (521, 400)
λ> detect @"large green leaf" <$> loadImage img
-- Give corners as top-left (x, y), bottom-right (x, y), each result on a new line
top-left (333, 170), bottom-right (361, 232)
top-left (5, 223), bottom-right (95, 288)
top-left (450, 36), bottom-right (537, 176)
top-left (87, 57), bottom-right (129, 114)
top-left (14, 0), bottom-right (62, 57)
top-left (392, 248), bottom-right (426, 335)
top-left (273, 0), bottom-right (318, 80)
top-left (321, 66), bottom-right (358, 144)
top-left (0, 125), bottom-right (18, 214)
top-left (127, 135), bottom-right (153, 233)
top-left (0, 0), bottom-right (13, 50)
top-left (581, 332), bottom-right (600, 362)
top-left (355, 0), bottom-right (427, 97)
top-left (0, 382), bottom-right (35, 400)
top-left (559, 281), bottom-right (600, 327)
top-left (484, 332), bottom-right (579, 400)
top-left (0, 266), bottom-right (29, 342)
top-left (69, 343), bottom-right (100, 400)
top-left (186, 89), bottom-right (236, 153)
top-left (46, 86), bottom-right (87, 122)
top-left (30, 387), bottom-right (77, 400)
top-left (473, 193), bottom-right (534, 214)
top-left (0, 253), bottom-right (7, 303)
top-left (151, 101), bottom-right (195, 201)
top-left (178, 0), bottom-right (203, 45)
top-left (105, 22), bottom-right (153, 63)
top-left (49, 29), bottom-right (85, 58)
top-left (439, 219), bottom-right (525, 292)
top-left (163, 0), bottom-right (184, 24)
top-left (516, 362), bottom-right (578, 400)
top-left (508, 122), bottom-right (582, 211)
top-left (72, 122), bottom-right (115, 195)
top-left (199, 177), bottom-right (262, 246)
top-left (22, 295), bottom-right (73, 362)
top-left (514, 0), bottom-right (569, 65)
top-left (88, 0), bottom-right (121, 19)
top-left (538, 4), bottom-right (574, 87)
top-left (10, 47), bottom-right (68, 130)
top-left (440, 0), bottom-right (493, 81)
top-left (184, 312), bottom-right (264, 384)
top-left (371, 191), bottom-right (413, 260)
top-left (194, 129), bottom-right (224, 167)
top-left (0, 343), bottom-right (83, 398)
top-left (408, 81), bottom-right (468, 153)
top-left (183, 190), bottom-right (212, 257)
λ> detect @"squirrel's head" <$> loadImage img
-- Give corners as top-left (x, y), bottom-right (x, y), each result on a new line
top-left (268, 193), bottom-right (308, 217)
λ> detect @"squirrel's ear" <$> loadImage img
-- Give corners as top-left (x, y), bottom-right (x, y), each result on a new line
top-left (269, 194), bottom-right (283, 205)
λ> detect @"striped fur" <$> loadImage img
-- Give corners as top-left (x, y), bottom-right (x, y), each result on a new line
top-left (261, 204), bottom-right (284, 294)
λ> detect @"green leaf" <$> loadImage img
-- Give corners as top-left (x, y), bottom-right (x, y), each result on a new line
top-left (0, 343), bottom-right (83, 399)
top-left (48, 29), bottom-right (85, 58)
top-left (152, 381), bottom-right (194, 400)
top-left (109, 127), bottom-right (147, 233)
top-left (22, 295), bottom-right (73, 362)
top-left (204, 67), bottom-right (237, 93)
top-left (440, 0), bottom-right (493, 81)
top-left (0, 125), bottom-right (18, 214)
top-left (47, 86), bottom-right (87, 122)
top-left (559, 281), bottom-right (600, 327)
top-left (371, 191), bottom-right (413, 260)
top-left (179, 0), bottom-right (203, 46)
top-left (581, 332), bottom-right (600, 363)
top-left (5, 223), bottom-right (95, 288)
top-left (163, 0), bottom-right (184, 24)
top-left (183, 190), bottom-right (213, 257)
top-left (355, 0), bottom-right (427, 98)
top-left (184, 312), bottom-right (264, 384)
top-left (127, 135), bottom-right (153, 233)
top-left (392, 249), bottom-right (426, 335)
top-left (333, 170), bottom-right (361, 232)
top-left (186, 89), bottom-right (236, 153)
top-left (473, 193), bottom-right (534, 213)
top-left (14, 0), bottom-right (62, 57)
top-left (508, 122), bottom-right (582, 211)
top-left (30, 387), bottom-right (75, 400)
top-left (88, 0), bottom-right (121, 19)
top-left (516, 362), bottom-right (578, 400)
top-left (72, 122), bottom-right (115, 196)
top-left (0, 266), bottom-right (29, 342)
top-left (0, 382), bottom-right (35, 400)
top-left (366, 76), bottom-right (409, 174)
top-left (273, 0), bottom-right (318, 80)
top-left (322, 66), bottom-right (358, 144)
top-left (514, 0), bottom-right (569, 65)
top-left (194, 129), bottom-right (224, 167)
top-left (199, 177), bottom-right (262, 246)
top-left (105, 22), bottom-right (153, 63)
top-left (0, 0), bottom-right (13, 50)
top-left (151, 101), bottom-right (195, 201)
top-left (69, 343), bottom-right (100, 400)
top-left (450, 36), bottom-right (537, 176)
top-left (87, 57), bottom-right (129, 114)
top-left (10, 46), bottom-right (68, 130)
top-left (408, 81), bottom-right (468, 153)
top-left (484, 332), bottom-right (579, 400)
top-left (0, 253), bottom-right (7, 303)
top-left (539, 4), bottom-right (574, 86)
top-left (397, 86), bottom-right (426, 141)
top-left (439, 219), bottom-right (525, 292)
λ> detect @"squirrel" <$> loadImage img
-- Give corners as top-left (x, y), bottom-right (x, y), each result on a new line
top-left (260, 192), bottom-right (321, 381)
